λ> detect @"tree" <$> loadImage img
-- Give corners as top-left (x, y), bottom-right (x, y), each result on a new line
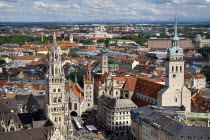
top-left (67, 71), bottom-right (84, 87)
top-left (108, 60), bottom-right (116, 64)
top-left (200, 66), bottom-right (210, 83)
top-left (97, 39), bottom-right (105, 43)
top-left (0, 59), bottom-right (6, 65)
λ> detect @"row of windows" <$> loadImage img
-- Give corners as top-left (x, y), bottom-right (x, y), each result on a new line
top-left (171, 66), bottom-right (182, 72)
top-left (115, 121), bottom-right (129, 125)
top-left (55, 117), bottom-right (61, 122)
top-left (53, 88), bottom-right (61, 92)
top-left (137, 94), bottom-right (157, 105)
top-left (53, 97), bottom-right (62, 103)
top-left (114, 126), bottom-right (129, 130)
top-left (69, 102), bottom-right (77, 110)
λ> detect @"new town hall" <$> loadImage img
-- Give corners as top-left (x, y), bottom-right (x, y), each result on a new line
top-left (44, 32), bottom-right (94, 137)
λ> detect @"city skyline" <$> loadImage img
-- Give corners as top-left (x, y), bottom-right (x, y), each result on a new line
top-left (1, 0), bottom-right (210, 22)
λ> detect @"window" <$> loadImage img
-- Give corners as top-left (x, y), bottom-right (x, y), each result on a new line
top-left (53, 89), bottom-right (56, 92)
top-left (10, 127), bottom-right (14, 132)
top-left (176, 66), bottom-right (178, 72)
top-left (172, 66), bottom-right (174, 72)
top-left (58, 88), bottom-right (61, 92)
top-left (55, 67), bottom-right (58, 74)
top-left (69, 102), bottom-right (72, 110)
top-left (53, 98), bottom-right (57, 103)
top-left (55, 117), bottom-right (57, 122)
top-left (58, 98), bottom-right (61, 102)
top-left (180, 66), bottom-right (182, 72)
top-left (74, 103), bottom-right (77, 110)
top-left (88, 103), bottom-right (90, 107)
top-left (116, 91), bottom-right (118, 96)
top-left (175, 99), bottom-right (178, 102)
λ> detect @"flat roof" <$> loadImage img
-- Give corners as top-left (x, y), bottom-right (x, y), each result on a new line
top-left (86, 125), bottom-right (97, 131)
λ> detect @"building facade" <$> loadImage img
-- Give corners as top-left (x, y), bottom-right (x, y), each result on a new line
top-left (97, 95), bottom-right (137, 140)
top-left (157, 17), bottom-right (191, 112)
top-left (45, 32), bottom-right (68, 137)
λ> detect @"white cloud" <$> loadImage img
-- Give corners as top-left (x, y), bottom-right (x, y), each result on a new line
top-left (0, 2), bottom-right (14, 8)
top-left (73, 4), bottom-right (80, 9)
top-left (33, 1), bottom-right (70, 10)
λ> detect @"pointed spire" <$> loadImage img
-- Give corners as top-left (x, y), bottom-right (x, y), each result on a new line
top-left (53, 31), bottom-right (57, 47)
top-left (172, 16), bottom-right (179, 47)
top-left (174, 16), bottom-right (178, 37)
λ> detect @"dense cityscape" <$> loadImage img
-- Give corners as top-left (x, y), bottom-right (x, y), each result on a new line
top-left (1, 0), bottom-right (210, 140)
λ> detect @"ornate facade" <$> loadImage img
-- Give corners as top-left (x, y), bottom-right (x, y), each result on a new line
top-left (68, 61), bottom-right (94, 116)
top-left (45, 32), bottom-right (68, 136)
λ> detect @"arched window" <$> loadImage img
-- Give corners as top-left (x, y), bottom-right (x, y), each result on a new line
top-left (51, 67), bottom-right (53, 74)
top-left (69, 102), bottom-right (72, 110)
top-left (10, 127), bottom-right (14, 132)
top-left (55, 67), bottom-right (58, 74)
top-left (116, 91), bottom-right (118, 95)
top-left (176, 66), bottom-right (178, 72)
top-left (172, 66), bottom-right (174, 72)
top-left (58, 88), bottom-right (61, 92)
top-left (180, 66), bottom-right (182, 72)
top-left (53, 97), bottom-right (57, 103)
top-left (74, 103), bottom-right (77, 110)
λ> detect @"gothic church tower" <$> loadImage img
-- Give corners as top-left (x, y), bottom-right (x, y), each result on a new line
top-left (45, 32), bottom-right (68, 133)
top-left (158, 17), bottom-right (191, 112)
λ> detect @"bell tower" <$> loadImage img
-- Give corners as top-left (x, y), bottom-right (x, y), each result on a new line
top-left (165, 17), bottom-right (184, 87)
top-left (45, 32), bottom-right (68, 134)
top-left (102, 47), bottom-right (109, 75)
top-left (83, 60), bottom-right (94, 111)
top-left (70, 33), bottom-right (73, 43)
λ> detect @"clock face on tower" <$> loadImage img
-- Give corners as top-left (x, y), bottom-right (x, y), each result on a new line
top-left (173, 74), bottom-right (176, 78)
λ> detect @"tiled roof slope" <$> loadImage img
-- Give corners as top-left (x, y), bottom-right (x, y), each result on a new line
top-left (135, 77), bottom-right (165, 98)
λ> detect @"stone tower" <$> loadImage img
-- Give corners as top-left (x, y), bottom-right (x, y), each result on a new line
top-left (160, 17), bottom-right (191, 112)
top-left (45, 32), bottom-right (68, 134)
top-left (70, 33), bottom-right (73, 43)
top-left (101, 47), bottom-right (109, 75)
top-left (83, 60), bottom-right (94, 110)
top-left (165, 17), bottom-right (184, 87)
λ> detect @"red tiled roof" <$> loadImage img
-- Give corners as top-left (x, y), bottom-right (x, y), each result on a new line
top-left (121, 77), bottom-right (138, 91)
top-left (135, 77), bottom-right (164, 98)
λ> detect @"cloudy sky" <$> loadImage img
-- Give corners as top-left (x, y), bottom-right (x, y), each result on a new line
top-left (0, 0), bottom-right (210, 22)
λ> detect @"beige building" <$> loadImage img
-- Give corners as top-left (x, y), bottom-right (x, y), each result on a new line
top-left (185, 74), bottom-right (206, 90)
top-left (148, 38), bottom-right (194, 48)
top-left (97, 95), bottom-right (137, 140)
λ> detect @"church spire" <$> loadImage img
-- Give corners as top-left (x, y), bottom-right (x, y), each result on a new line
top-left (174, 16), bottom-right (178, 37)
top-left (53, 31), bottom-right (57, 50)
top-left (172, 16), bottom-right (179, 47)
